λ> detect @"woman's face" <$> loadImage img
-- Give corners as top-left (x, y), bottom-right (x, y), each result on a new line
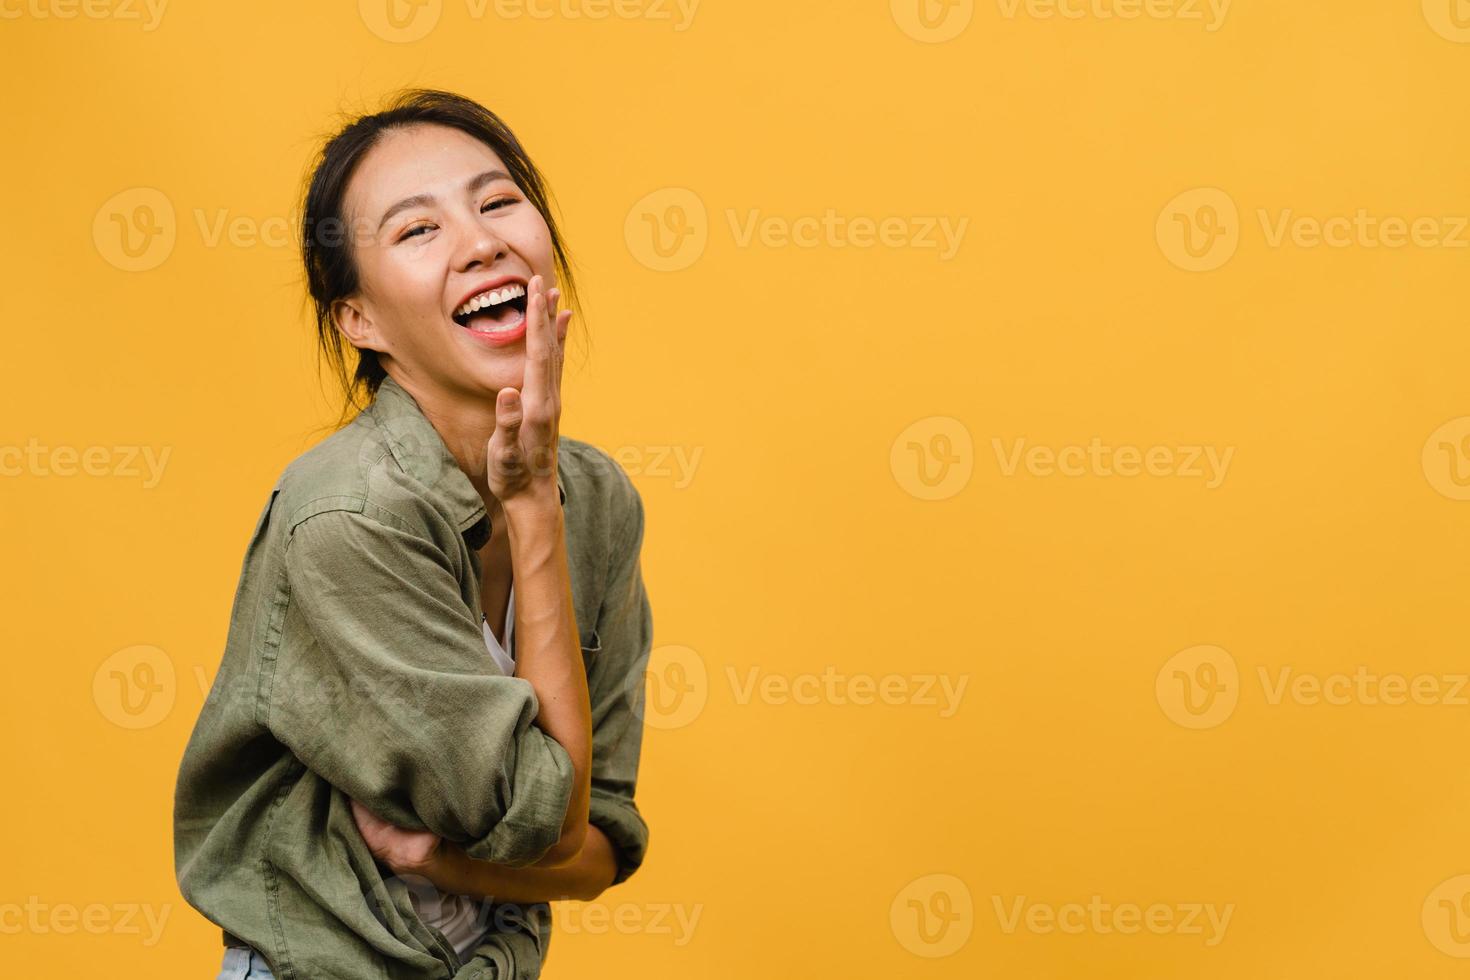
top-left (334, 122), bottom-right (563, 399)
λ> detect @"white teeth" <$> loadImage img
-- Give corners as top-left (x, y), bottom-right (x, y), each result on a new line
top-left (455, 282), bottom-right (527, 319)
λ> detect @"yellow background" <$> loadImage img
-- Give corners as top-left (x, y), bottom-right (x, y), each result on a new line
top-left (3, 0), bottom-right (1470, 976)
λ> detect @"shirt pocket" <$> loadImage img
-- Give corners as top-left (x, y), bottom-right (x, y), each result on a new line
top-left (580, 628), bottom-right (602, 672)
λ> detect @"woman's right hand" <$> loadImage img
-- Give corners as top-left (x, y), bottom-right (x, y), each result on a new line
top-left (486, 274), bottom-right (573, 508)
top-left (349, 797), bottom-right (443, 879)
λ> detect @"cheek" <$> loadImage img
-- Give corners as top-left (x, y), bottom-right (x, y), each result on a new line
top-left (511, 213), bottom-right (556, 271)
top-left (378, 257), bottom-right (447, 321)
top-left (358, 255), bottom-right (450, 350)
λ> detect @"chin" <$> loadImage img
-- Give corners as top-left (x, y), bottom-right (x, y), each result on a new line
top-left (465, 366), bottom-right (524, 395)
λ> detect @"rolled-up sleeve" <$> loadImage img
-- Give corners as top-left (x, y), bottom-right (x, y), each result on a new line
top-left (585, 481), bottom-right (653, 886)
top-left (272, 505), bottom-right (575, 867)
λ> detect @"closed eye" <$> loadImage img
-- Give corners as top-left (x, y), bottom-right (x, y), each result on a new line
top-left (398, 197), bottom-right (518, 241)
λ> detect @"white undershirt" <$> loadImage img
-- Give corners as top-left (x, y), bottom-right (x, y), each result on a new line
top-left (409, 584), bottom-right (516, 962)
top-left (481, 583), bottom-right (516, 675)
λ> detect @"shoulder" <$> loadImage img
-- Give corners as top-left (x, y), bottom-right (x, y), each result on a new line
top-left (270, 413), bottom-right (449, 541)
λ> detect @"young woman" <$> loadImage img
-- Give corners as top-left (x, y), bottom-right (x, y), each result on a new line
top-left (173, 89), bottom-right (653, 980)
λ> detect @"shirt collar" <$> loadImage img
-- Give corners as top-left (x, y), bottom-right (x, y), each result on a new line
top-left (366, 374), bottom-right (566, 544)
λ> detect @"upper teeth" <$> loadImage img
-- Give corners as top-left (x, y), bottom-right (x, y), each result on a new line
top-left (455, 283), bottom-right (526, 318)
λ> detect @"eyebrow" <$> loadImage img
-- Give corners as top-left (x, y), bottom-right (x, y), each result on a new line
top-left (376, 169), bottom-right (514, 233)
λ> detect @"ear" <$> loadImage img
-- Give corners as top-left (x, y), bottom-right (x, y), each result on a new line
top-left (331, 296), bottom-right (385, 353)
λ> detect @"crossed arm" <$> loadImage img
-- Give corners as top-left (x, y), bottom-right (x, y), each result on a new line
top-left (340, 473), bottom-right (653, 905)
top-left (434, 823), bottom-right (619, 903)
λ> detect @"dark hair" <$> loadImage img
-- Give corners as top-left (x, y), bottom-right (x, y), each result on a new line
top-left (298, 88), bottom-right (584, 426)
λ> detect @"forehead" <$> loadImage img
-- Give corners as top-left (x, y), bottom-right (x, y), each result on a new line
top-left (345, 123), bottom-right (511, 222)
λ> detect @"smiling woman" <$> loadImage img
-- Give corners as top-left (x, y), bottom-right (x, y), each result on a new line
top-left (301, 91), bottom-right (585, 423)
top-left (172, 89), bottom-right (653, 980)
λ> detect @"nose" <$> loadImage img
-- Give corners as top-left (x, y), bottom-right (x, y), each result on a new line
top-left (452, 210), bottom-right (509, 272)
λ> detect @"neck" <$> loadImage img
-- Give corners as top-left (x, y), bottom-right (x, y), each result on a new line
top-left (382, 367), bottom-right (501, 519)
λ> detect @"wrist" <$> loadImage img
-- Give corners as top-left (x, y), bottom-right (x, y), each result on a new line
top-left (502, 491), bottom-right (564, 529)
top-left (423, 841), bottom-right (466, 891)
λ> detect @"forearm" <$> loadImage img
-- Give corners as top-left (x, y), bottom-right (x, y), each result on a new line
top-left (430, 823), bottom-right (618, 904)
top-left (504, 497), bottom-right (592, 858)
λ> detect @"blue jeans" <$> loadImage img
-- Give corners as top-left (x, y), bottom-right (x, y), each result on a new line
top-left (215, 946), bottom-right (275, 979)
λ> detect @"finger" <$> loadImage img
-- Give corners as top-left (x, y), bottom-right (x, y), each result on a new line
top-left (496, 386), bottom-right (522, 439)
top-left (350, 799), bottom-right (384, 833)
top-left (546, 287), bottom-right (562, 382)
top-left (489, 387), bottom-right (523, 476)
top-left (521, 275), bottom-right (548, 408)
top-left (536, 279), bottom-right (558, 397)
top-left (553, 308), bottom-right (571, 391)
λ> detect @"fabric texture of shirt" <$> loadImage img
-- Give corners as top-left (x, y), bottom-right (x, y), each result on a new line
top-left (173, 374), bottom-right (653, 980)
top-left (417, 586), bottom-right (519, 960)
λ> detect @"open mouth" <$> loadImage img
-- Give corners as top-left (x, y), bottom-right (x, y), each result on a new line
top-left (451, 282), bottom-right (528, 334)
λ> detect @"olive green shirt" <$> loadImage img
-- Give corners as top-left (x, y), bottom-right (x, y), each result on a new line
top-left (173, 374), bottom-right (652, 979)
